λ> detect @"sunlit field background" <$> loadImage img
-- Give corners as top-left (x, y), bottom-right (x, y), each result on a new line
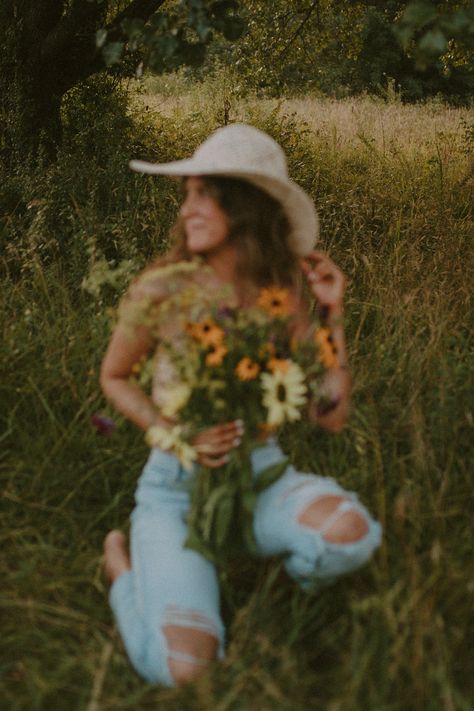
top-left (1, 74), bottom-right (473, 709)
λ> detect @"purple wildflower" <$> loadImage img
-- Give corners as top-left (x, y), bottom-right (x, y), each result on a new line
top-left (217, 306), bottom-right (235, 320)
top-left (91, 413), bottom-right (116, 436)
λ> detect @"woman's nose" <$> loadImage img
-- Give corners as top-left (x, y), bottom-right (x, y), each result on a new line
top-left (180, 192), bottom-right (196, 217)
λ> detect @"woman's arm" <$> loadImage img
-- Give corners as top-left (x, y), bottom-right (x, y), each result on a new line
top-left (100, 324), bottom-right (171, 432)
top-left (100, 321), bottom-right (243, 467)
top-left (300, 252), bottom-right (351, 433)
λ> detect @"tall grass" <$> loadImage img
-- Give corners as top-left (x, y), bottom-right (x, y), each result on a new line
top-left (1, 78), bottom-right (473, 709)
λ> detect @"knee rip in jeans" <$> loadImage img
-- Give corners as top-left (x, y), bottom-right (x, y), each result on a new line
top-left (298, 494), bottom-right (369, 544)
top-left (162, 606), bottom-right (219, 684)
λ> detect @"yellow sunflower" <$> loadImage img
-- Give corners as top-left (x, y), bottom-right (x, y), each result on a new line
top-left (261, 362), bottom-right (307, 426)
top-left (189, 318), bottom-right (225, 347)
top-left (235, 357), bottom-right (261, 381)
top-left (257, 287), bottom-right (291, 317)
top-left (206, 343), bottom-right (228, 367)
top-left (314, 327), bottom-right (339, 369)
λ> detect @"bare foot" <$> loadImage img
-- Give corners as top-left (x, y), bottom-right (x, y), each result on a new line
top-left (103, 530), bottom-right (131, 583)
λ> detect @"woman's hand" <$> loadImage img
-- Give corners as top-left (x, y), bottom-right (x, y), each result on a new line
top-left (300, 252), bottom-right (351, 432)
top-left (300, 251), bottom-right (346, 320)
top-left (192, 420), bottom-right (244, 468)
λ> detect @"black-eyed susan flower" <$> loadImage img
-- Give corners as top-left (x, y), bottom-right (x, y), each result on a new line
top-left (190, 318), bottom-right (225, 347)
top-left (314, 327), bottom-right (339, 369)
top-left (261, 362), bottom-right (307, 426)
top-left (267, 357), bottom-right (290, 374)
top-left (257, 287), bottom-right (291, 317)
top-left (235, 357), bottom-right (261, 381)
top-left (259, 341), bottom-right (276, 359)
top-left (206, 343), bottom-right (228, 367)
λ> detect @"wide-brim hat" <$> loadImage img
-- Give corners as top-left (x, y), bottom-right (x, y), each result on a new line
top-left (129, 123), bottom-right (318, 256)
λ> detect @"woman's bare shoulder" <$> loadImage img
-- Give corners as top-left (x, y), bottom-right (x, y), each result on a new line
top-left (116, 258), bottom-right (201, 333)
top-left (117, 257), bottom-right (231, 337)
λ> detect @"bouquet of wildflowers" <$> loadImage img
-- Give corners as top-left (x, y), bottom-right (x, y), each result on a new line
top-left (120, 259), bottom-right (338, 563)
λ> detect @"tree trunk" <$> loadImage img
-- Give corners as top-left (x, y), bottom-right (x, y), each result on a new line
top-left (0, 0), bottom-right (172, 166)
top-left (1, 1), bottom-right (107, 164)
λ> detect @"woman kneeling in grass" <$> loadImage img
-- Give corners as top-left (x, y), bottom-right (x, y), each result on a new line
top-left (100, 124), bottom-right (381, 686)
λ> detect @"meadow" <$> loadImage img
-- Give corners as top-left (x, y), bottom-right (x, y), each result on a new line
top-left (1, 78), bottom-right (473, 710)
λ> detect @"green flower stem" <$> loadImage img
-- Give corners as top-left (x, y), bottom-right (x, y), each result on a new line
top-left (184, 436), bottom-right (288, 564)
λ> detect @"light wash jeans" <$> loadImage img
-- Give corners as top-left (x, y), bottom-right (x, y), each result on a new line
top-left (109, 440), bottom-right (381, 685)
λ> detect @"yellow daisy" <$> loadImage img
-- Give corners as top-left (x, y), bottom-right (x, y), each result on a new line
top-left (145, 424), bottom-right (197, 471)
top-left (235, 357), bottom-right (261, 381)
top-left (160, 382), bottom-right (192, 418)
top-left (314, 327), bottom-right (339, 369)
top-left (257, 287), bottom-right (291, 317)
top-left (261, 362), bottom-right (307, 426)
top-left (206, 343), bottom-right (228, 367)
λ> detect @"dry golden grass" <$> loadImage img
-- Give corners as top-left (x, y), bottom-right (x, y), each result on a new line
top-left (135, 76), bottom-right (473, 159)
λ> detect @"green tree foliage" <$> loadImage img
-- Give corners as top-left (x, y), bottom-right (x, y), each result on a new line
top-left (200, 0), bottom-right (473, 101)
top-left (396, 1), bottom-right (474, 67)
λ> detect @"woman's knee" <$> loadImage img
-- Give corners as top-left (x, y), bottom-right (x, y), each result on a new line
top-left (163, 624), bottom-right (219, 685)
top-left (285, 492), bottom-right (381, 589)
top-left (298, 494), bottom-right (369, 544)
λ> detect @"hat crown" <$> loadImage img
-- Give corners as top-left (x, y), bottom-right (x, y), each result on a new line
top-left (193, 124), bottom-right (288, 178)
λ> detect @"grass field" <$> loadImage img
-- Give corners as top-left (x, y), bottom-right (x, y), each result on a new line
top-left (1, 81), bottom-right (473, 710)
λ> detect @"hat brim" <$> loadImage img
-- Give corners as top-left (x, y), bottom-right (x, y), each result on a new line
top-left (129, 158), bottom-right (318, 256)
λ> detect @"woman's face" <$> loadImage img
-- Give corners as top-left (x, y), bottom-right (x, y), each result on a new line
top-left (180, 177), bottom-right (231, 255)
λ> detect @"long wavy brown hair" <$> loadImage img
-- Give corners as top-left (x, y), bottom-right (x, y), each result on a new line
top-left (156, 176), bottom-right (302, 289)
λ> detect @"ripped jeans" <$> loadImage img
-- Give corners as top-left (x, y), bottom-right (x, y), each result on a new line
top-left (109, 440), bottom-right (381, 686)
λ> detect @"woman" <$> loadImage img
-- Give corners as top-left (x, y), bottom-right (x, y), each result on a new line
top-left (100, 124), bottom-right (381, 686)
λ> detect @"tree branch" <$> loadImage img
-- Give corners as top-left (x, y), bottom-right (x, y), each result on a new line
top-left (41, 0), bottom-right (106, 61)
top-left (105, 0), bottom-right (168, 32)
top-left (277, 0), bottom-right (320, 60)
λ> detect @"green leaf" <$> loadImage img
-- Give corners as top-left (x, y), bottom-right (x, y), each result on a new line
top-left (439, 9), bottom-right (471, 36)
top-left (102, 42), bottom-right (124, 66)
top-left (121, 18), bottom-right (145, 40)
top-left (95, 29), bottom-right (107, 49)
top-left (184, 530), bottom-right (216, 562)
top-left (242, 489), bottom-right (257, 513)
top-left (401, 2), bottom-right (437, 30)
top-left (418, 28), bottom-right (448, 56)
top-left (214, 496), bottom-right (233, 547)
top-left (202, 484), bottom-right (232, 540)
top-left (195, 20), bottom-right (213, 43)
top-left (242, 510), bottom-right (257, 554)
top-left (254, 458), bottom-right (288, 494)
top-left (393, 24), bottom-right (414, 50)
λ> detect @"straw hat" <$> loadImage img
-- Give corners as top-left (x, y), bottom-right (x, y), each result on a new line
top-left (129, 123), bottom-right (318, 256)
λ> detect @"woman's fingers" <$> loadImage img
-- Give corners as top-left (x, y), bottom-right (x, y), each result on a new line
top-left (195, 439), bottom-right (240, 455)
top-left (192, 419), bottom-right (244, 459)
top-left (198, 453), bottom-right (230, 468)
top-left (300, 251), bottom-right (346, 308)
top-left (300, 250), bottom-right (327, 273)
